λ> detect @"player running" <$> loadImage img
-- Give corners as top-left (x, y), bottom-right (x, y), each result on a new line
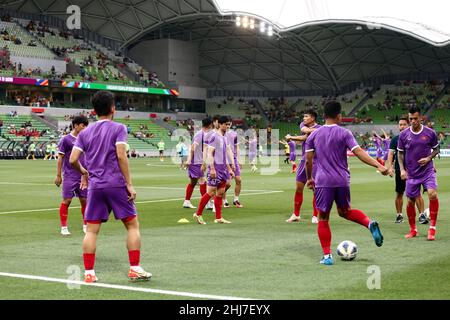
top-left (55, 115), bottom-right (89, 236)
top-left (397, 106), bottom-right (440, 240)
top-left (193, 116), bottom-right (235, 224)
top-left (285, 109), bottom-right (321, 224)
top-left (224, 119), bottom-right (244, 208)
top-left (305, 101), bottom-right (388, 265)
top-left (183, 117), bottom-right (212, 209)
top-left (69, 91), bottom-right (152, 283)
top-left (386, 117), bottom-right (425, 224)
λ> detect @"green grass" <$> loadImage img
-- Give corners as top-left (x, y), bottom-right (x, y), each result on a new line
top-left (0, 157), bottom-right (449, 300)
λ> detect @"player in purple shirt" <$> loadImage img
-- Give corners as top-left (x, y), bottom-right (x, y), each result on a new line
top-left (397, 106), bottom-right (440, 241)
top-left (372, 134), bottom-right (384, 165)
top-left (285, 109), bottom-right (321, 224)
top-left (183, 117), bottom-right (213, 209)
top-left (193, 116), bottom-right (235, 224)
top-left (248, 132), bottom-right (258, 172)
top-left (203, 116), bottom-right (219, 211)
top-left (305, 101), bottom-right (388, 265)
top-left (69, 91), bottom-right (151, 283)
top-left (55, 116), bottom-right (89, 236)
top-left (223, 119), bottom-right (244, 208)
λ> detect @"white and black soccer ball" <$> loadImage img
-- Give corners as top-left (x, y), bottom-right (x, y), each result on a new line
top-left (336, 240), bottom-right (358, 261)
top-left (424, 208), bottom-right (430, 219)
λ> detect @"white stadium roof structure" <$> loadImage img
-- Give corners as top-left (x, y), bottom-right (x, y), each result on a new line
top-left (2, 0), bottom-right (450, 94)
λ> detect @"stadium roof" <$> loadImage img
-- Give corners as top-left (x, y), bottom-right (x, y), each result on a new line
top-left (3, 0), bottom-right (450, 92)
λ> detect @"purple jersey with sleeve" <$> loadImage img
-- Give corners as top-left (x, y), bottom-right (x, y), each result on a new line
top-left (192, 130), bottom-right (206, 165)
top-left (288, 140), bottom-right (296, 155)
top-left (225, 130), bottom-right (239, 159)
top-left (300, 122), bottom-right (322, 159)
top-left (397, 125), bottom-right (439, 180)
top-left (204, 130), bottom-right (216, 145)
top-left (57, 133), bottom-right (86, 181)
top-left (73, 119), bottom-right (128, 189)
top-left (207, 131), bottom-right (228, 169)
top-left (304, 124), bottom-right (359, 188)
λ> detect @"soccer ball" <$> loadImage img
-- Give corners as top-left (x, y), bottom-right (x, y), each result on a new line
top-left (424, 208), bottom-right (430, 219)
top-left (336, 240), bottom-right (358, 261)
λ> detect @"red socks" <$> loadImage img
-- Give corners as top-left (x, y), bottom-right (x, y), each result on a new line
top-left (406, 202), bottom-right (416, 231)
top-left (294, 191), bottom-right (303, 216)
top-left (59, 203), bottom-right (69, 227)
top-left (214, 196), bottom-right (223, 219)
top-left (318, 220), bottom-right (331, 255)
top-left (196, 193), bottom-right (211, 216)
top-left (429, 198), bottom-right (439, 228)
top-left (81, 204), bottom-right (87, 225)
top-left (199, 183), bottom-right (207, 196)
top-left (83, 253), bottom-right (95, 270)
top-left (313, 194), bottom-right (319, 217)
top-left (344, 209), bottom-right (370, 228)
top-left (128, 250), bottom-right (140, 267)
top-left (185, 183), bottom-right (195, 201)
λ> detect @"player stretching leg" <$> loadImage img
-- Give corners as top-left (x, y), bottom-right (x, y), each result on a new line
top-left (55, 116), bottom-right (89, 236)
top-left (223, 118), bottom-right (243, 208)
top-left (193, 116), bottom-right (235, 224)
top-left (285, 109), bottom-right (321, 223)
top-left (183, 118), bottom-right (212, 208)
top-left (305, 101), bottom-right (388, 265)
top-left (70, 91), bottom-right (151, 283)
top-left (386, 118), bottom-right (425, 223)
top-left (397, 107), bottom-right (440, 240)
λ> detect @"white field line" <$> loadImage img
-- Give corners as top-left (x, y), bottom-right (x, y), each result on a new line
top-left (0, 190), bottom-right (283, 215)
top-left (0, 272), bottom-right (255, 300)
top-left (0, 182), bottom-right (276, 192)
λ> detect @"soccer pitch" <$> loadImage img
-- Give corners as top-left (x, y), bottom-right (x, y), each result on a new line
top-left (0, 157), bottom-right (449, 300)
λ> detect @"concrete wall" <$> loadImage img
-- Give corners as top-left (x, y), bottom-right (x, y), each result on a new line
top-left (11, 56), bottom-right (67, 74)
top-left (178, 85), bottom-right (206, 100)
top-left (128, 39), bottom-right (169, 84)
top-left (128, 39), bottom-right (201, 87)
top-left (168, 40), bottom-right (200, 86)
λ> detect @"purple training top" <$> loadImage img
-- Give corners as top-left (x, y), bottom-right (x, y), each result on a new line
top-left (225, 130), bottom-right (239, 159)
top-left (397, 125), bottom-right (439, 180)
top-left (304, 124), bottom-right (359, 188)
top-left (58, 133), bottom-right (86, 180)
top-left (192, 129), bottom-right (207, 165)
top-left (299, 122), bottom-right (321, 159)
top-left (207, 131), bottom-right (228, 169)
top-left (288, 140), bottom-right (296, 155)
top-left (74, 119), bottom-right (128, 189)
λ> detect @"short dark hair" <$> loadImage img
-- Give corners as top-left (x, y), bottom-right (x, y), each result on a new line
top-left (323, 101), bottom-right (341, 119)
top-left (304, 109), bottom-right (318, 119)
top-left (408, 106), bottom-right (421, 115)
top-left (202, 117), bottom-right (213, 128)
top-left (399, 117), bottom-right (409, 123)
top-left (72, 115), bottom-right (89, 127)
top-left (212, 115), bottom-right (220, 122)
top-left (92, 91), bottom-right (115, 116)
top-left (218, 115), bottom-right (230, 124)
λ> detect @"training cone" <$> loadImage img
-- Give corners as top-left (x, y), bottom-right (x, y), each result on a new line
top-left (178, 218), bottom-right (190, 223)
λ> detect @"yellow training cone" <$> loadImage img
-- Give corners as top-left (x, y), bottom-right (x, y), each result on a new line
top-left (178, 218), bottom-right (190, 223)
